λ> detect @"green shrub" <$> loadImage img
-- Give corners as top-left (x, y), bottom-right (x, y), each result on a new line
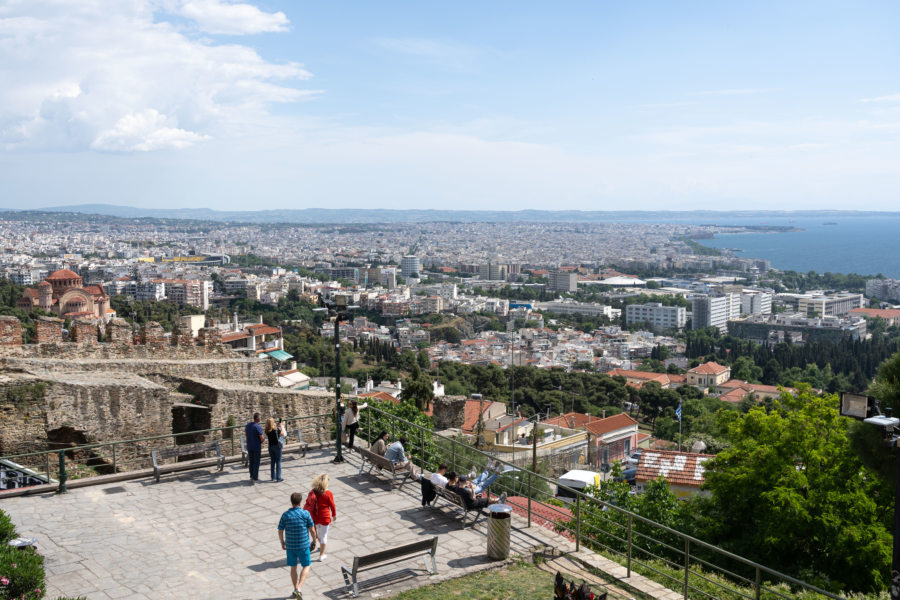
top-left (0, 512), bottom-right (16, 545)
top-left (0, 545), bottom-right (45, 599)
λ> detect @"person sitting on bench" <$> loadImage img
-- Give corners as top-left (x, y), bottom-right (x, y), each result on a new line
top-left (384, 436), bottom-right (419, 479)
top-left (463, 460), bottom-right (502, 495)
top-left (447, 471), bottom-right (504, 511)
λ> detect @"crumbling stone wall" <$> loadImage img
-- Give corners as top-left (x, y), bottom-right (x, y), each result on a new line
top-left (432, 395), bottom-right (467, 429)
top-left (198, 327), bottom-right (222, 348)
top-left (140, 322), bottom-right (167, 348)
top-left (70, 319), bottom-right (98, 344)
top-left (0, 316), bottom-right (22, 346)
top-left (171, 325), bottom-right (194, 347)
top-left (106, 318), bottom-right (132, 344)
top-left (179, 378), bottom-right (333, 441)
top-left (35, 317), bottom-right (63, 344)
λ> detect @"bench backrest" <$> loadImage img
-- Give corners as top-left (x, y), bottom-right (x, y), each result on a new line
top-left (155, 441), bottom-right (220, 462)
top-left (354, 536), bottom-right (438, 570)
top-left (435, 486), bottom-right (465, 507)
top-left (360, 449), bottom-right (393, 469)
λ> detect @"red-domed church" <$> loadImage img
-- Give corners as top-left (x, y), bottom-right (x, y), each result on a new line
top-left (18, 269), bottom-right (114, 322)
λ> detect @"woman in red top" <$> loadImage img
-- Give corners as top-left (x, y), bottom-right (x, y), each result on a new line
top-left (306, 473), bottom-right (337, 560)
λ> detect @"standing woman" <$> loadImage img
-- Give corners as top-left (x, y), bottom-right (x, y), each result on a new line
top-left (265, 417), bottom-right (284, 482)
top-left (307, 473), bottom-right (337, 561)
top-left (342, 399), bottom-right (368, 451)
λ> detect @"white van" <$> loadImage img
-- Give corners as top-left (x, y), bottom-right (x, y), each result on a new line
top-left (555, 469), bottom-right (601, 504)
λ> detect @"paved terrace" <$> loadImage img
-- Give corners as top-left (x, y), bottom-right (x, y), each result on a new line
top-left (3, 449), bottom-right (582, 600)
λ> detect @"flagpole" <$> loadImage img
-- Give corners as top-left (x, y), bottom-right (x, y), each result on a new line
top-left (678, 415), bottom-right (682, 452)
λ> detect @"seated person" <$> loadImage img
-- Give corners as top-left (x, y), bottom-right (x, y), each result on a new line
top-left (370, 431), bottom-right (389, 456)
top-left (430, 463), bottom-right (449, 488)
top-left (446, 471), bottom-right (491, 510)
top-left (384, 436), bottom-right (419, 478)
top-left (464, 460), bottom-right (502, 495)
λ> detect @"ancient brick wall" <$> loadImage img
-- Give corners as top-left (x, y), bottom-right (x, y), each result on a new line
top-left (432, 395), bottom-right (467, 429)
top-left (140, 322), bottom-right (167, 348)
top-left (34, 317), bottom-right (64, 344)
top-left (171, 325), bottom-right (194, 347)
top-left (106, 318), bottom-right (132, 344)
top-left (70, 319), bottom-right (98, 344)
top-left (0, 316), bottom-right (22, 346)
top-left (197, 327), bottom-right (222, 348)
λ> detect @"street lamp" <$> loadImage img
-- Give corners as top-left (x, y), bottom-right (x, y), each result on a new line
top-left (314, 294), bottom-right (358, 464)
top-left (841, 392), bottom-right (900, 598)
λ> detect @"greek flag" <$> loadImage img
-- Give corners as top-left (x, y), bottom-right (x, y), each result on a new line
top-left (675, 402), bottom-right (682, 423)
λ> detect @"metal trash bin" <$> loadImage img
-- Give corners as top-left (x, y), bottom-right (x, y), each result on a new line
top-left (487, 503), bottom-right (513, 560)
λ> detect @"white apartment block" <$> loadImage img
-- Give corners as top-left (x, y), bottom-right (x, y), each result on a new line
top-left (133, 281), bottom-right (166, 302)
top-left (691, 293), bottom-right (739, 334)
top-left (741, 291), bottom-right (773, 315)
top-left (867, 278), bottom-right (900, 303)
top-left (400, 256), bottom-right (421, 279)
top-left (535, 300), bottom-right (614, 318)
top-left (626, 303), bottom-right (687, 330)
top-left (796, 293), bottom-right (863, 317)
top-left (548, 270), bottom-right (578, 293)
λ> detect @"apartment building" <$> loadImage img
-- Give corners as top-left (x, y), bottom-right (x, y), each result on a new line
top-left (691, 293), bottom-right (739, 333)
top-left (548, 270), bottom-right (578, 292)
top-left (740, 291), bottom-right (773, 315)
top-left (625, 302), bottom-right (687, 330)
top-left (796, 293), bottom-right (864, 317)
top-left (400, 255), bottom-right (421, 279)
top-left (866, 278), bottom-right (900, 303)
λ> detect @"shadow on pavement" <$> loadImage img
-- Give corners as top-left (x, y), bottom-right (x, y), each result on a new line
top-left (320, 567), bottom-right (425, 600)
top-left (247, 559), bottom-right (285, 573)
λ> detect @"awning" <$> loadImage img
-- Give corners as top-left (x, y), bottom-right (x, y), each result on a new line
top-left (265, 350), bottom-right (293, 362)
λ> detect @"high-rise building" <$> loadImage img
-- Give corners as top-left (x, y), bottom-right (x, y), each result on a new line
top-left (866, 278), bottom-right (900, 303)
top-left (548, 270), bottom-right (578, 293)
top-left (692, 294), bottom-right (739, 333)
top-left (380, 268), bottom-right (397, 289)
top-left (741, 291), bottom-right (773, 315)
top-left (400, 255), bottom-right (421, 279)
top-left (626, 303), bottom-right (687, 330)
top-left (796, 293), bottom-right (863, 317)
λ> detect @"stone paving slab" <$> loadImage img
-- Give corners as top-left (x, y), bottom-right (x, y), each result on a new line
top-left (3, 449), bottom-right (574, 600)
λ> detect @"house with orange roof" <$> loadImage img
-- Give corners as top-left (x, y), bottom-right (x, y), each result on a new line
top-left (716, 379), bottom-right (797, 403)
top-left (635, 449), bottom-right (714, 498)
top-left (585, 413), bottom-right (640, 467)
top-left (850, 307), bottom-right (900, 326)
top-left (686, 361), bottom-right (731, 388)
top-left (607, 368), bottom-right (673, 388)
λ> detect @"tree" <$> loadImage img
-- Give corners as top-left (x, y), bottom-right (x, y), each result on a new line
top-left (696, 388), bottom-right (890, 593)
top-left (400, 366), bottom-right (434, 412)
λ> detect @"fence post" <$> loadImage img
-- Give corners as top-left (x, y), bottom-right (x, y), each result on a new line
top-left (683, 538), bottom-right (690, 599)
top-left (112, 443), bottom-right (117, 473)
top-left (575, 495), bottom-right (581, 552)
top-left (57, 450), bottom-right (67, 494)
top-left (754, 566), bottom-right (761, 600)
top-left (451, 441), bottom-right (456, 473)
top-left (527, 471), bottom-right (532, 527)
top-left (367, 409), bottom-right (371, 446)
top-left (420, 426), bottom-right (425, 471)
top-left (231, 431), bottom-right (235, 456)
top-left (627, 514), bottom-right (633, 577)
top-left (44, 452), bottom-right (51, 483)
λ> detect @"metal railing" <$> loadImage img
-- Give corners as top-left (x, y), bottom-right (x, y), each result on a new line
top-left (358, 405), bottom-right (847, 600)
top-left (0, 413), bottom-right (332, 492)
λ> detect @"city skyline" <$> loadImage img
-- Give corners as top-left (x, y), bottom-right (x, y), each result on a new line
top-left (2, 1), bottom-right (900, 211)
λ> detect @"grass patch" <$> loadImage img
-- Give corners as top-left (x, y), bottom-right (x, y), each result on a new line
top-left (391, 561), bottom-right (553, 600)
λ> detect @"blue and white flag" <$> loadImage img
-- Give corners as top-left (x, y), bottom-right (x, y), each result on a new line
top-left (675, 402), bottom-right (682, 423)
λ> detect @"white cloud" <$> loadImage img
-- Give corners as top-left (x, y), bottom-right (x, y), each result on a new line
top-left (179, 0), bottom-right (289, 35)
top-left (0, 1), bottom-right (310, 153)
top-left (373, 37), bottom-right (480, 70)
top-left (91, 109), bottom-right (209, 152)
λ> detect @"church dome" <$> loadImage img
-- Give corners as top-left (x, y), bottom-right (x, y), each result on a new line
top-left (46, 269), bottom-right (81, 280)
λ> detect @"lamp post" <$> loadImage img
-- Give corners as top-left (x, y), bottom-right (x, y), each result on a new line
top-left (314, 294), bottom-right (358, 464)
top-left (841, 392), bottom-right (900, 598)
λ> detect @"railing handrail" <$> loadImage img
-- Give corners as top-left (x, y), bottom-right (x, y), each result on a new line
top-left (360, 404), bottom-right (847, 600)
top-left (0, 412), bottom-right (332, 463)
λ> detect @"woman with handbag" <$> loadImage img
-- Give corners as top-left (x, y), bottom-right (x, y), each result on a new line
top-left (304, 473), bottom-right (337, 560)
top-left (265, 417), bottom-right (285, 482)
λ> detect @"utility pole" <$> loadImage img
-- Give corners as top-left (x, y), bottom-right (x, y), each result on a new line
top-left (532, 414), bottom-right (539, 474)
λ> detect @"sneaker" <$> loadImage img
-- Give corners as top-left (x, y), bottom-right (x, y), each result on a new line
top-left (467, 470), bottom-right (476, 480)
top-left (319, 554), bottom-right (327, 561)
top-left (292, 590), bottom-right (302, 600)
top-left (498, 492), bottom-right (508, 504)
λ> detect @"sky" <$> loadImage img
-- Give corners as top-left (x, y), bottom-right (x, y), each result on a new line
top-left (1, 0), bottom-right (900, 212)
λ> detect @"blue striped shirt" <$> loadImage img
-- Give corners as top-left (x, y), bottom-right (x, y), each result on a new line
top-left (278, 507), bottom-right (314, 552)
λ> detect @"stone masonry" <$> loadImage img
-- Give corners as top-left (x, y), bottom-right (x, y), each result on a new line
top-left (0, 316), bottom-right (22, 346)
top-left (70, 319), bottom-right (98, 344)
top-left (171, 324), bottom-right (194, 347)
top-left (34, 316), bottom-right (64, 344)
top-left (106, 318), bottom-right (132, 344)
top-left (197, 326), bottom-right (222, 348)
top-left (432, 395), bottom-right (467, 429)
top-left (140, 322), bottom-right (167, 348)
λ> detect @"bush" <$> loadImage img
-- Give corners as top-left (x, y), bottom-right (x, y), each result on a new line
top-left (0, 545), bottom-right (45, 599)
top-left (0, 512), bottom-right (16, 546)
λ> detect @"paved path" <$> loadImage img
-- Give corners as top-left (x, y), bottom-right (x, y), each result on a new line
top-left (3, 449), bottom-right (575, 600)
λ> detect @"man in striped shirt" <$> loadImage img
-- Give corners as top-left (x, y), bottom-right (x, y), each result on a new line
top-left (278, 492), bottom-right (317, 599)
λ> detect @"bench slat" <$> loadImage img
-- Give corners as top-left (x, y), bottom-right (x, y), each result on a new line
top-left (355, 538), bottom-right (436, 569)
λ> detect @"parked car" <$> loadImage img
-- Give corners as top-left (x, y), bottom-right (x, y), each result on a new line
top-left (614, 467), bottom-right (637, 485)
top-left (626, 449), bottom-right (643, 467)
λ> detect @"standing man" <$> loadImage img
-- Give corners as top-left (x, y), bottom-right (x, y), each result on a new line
top-left (245, 412), bottom-right (264, 483)
top-left (278, 492), bottom-right (317, 600)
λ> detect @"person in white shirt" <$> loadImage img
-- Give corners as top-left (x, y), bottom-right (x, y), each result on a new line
top-left (430, 463), bottom-right (449, 488)
top-left (341, 399), bottom-right (368, 451)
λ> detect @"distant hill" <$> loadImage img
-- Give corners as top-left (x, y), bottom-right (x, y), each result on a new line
top-left (16, 204), bottom-right (900, 224)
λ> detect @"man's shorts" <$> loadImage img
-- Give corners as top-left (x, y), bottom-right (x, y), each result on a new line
top-left (286, 548), bottom-right (311, 568)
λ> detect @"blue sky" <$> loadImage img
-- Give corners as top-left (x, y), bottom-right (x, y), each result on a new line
top-left (1, 1), bottom-right (900, 211)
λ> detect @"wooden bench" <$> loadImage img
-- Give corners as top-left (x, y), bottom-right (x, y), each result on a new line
top-left (151, 441), bottom-right (224, 483)
top-left (357, 448), bottom-right (411, 488)
top-left (432, 485), bottom-right (487, 527)
top-left (240, 429), bottom-right (310, 466)
top-left (341, 536), bottom-right (438, 597)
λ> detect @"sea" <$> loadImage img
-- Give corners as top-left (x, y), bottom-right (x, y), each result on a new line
top-left (690, 215), bottom-right (900, 279)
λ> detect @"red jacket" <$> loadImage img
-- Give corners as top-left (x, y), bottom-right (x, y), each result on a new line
top-left (305, 489), bottom-right (336, 526)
